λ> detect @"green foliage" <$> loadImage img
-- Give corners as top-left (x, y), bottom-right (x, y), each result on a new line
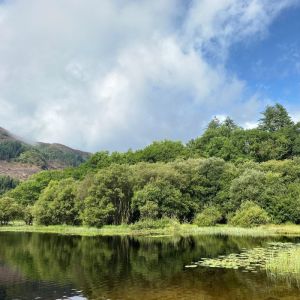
top-left (229, 169), bottom-right (267, 211)
top-left (228, 168), bottom-right (300, 224)
top-left (187, 104), bottom-right (296, 162)
top-left (0, 196), bottom-right (21, 225)
top-left (4, 103), bottom-right (300, 228)
top-left (229, 201), bottom-right (270, 227)
top-left (137, 140), bottom-right (187, 163)
top-left (130, 217), bottom-right (180, 230)
top-left (80, 195), bottom-right (115, 228)
top-left (8, 180), bottom-right (44, 207)
top-left (271, 183), bottom-right (300, 224)
top-left (23, 206), bottom-right (34, 225)
top-left (139, 201), bottom-right (159, 220)
top-left (0, 140), bottom-right (27, 160)
top-left (33, 178), bottom-right (79, 225)
top-left (187, 117), bottom-right (241, 161)
top-left (259, 104), bottom-right (293, 132)
top-left (0, 129), bottom-right (90, 168)
top-left (36, 143), bottom-right (89, 167)
top-left (132, 179), bottom-right (192, 221)
top-left (81, 164), bottom-right (133, 227)
top-left (82, 151), bottom-right (135, 170)
top-left (8, 170), bottom-right (68, 206)
top-left (82, 140), bottom-right (186, 172)
top-left (10, 155), bottom-right (300, 228)
top-left (194, 206), bottom-right (222, 226)
top-left (17, 149), bottom-right (48, 169)
top-left (0, 175), bottom-right (19, 195)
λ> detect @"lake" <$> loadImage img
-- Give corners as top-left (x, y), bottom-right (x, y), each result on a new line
top-left (0, 232), bottom-right (299, 300)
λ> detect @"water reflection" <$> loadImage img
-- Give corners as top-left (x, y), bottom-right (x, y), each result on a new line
top-left (0, 232), bottom-right (299, 299)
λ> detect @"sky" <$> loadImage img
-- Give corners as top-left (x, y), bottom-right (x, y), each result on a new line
top-left (0, 0), bottom-right (300, 152)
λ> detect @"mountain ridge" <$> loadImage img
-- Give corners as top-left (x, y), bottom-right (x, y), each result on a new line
top-left (0, 127), bottom-right (91, 180)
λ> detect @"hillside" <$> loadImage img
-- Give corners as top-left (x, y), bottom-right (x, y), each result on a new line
top-left (0, 127), bottom-right (91, 180)
top-left (0, 127), bottom-right (18, 141)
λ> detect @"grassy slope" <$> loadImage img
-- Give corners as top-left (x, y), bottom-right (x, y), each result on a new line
top-left (1, 223), bottom-right (300, 237)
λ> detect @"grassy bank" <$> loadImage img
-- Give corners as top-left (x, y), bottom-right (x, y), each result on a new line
top-left (1, 223), bottom-right (300, 237)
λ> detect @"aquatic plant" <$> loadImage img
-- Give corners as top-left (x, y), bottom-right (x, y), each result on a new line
top-left (266, 246), bottom-right (300, 285)
top-left (186, 242), bottom-right (300, 280)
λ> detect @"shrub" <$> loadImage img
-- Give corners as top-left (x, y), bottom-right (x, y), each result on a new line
top-left (194, 206), bottom-right (222, 226)
top-left (139, 201), bottom-right (159, 220)
top-left (229, 201), bottom-right (270, 227)
top-left (23, 206), bottom-right (34, 225)
top-left (130, 217), bottom-right (180, 230)
top-left (131, 179), bottom-right (191, 221)
top-left (33, 178), bottom-right (79, 225)
top-left (82, 164), bottom-right (133, 225)
top-left (229, 169), bottom-right (266, 212)
top-left (17, 149), bottom-right (48, 169)
top-left (0, 197), bottom-right (21, 225)
top-left (80, 196), bottom-right (115, 228)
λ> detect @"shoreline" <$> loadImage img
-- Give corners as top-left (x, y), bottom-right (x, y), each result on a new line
top-left (1, 224), bottom-right (300, 237)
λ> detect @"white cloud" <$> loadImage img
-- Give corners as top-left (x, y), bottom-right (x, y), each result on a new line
top-left (182, 0), bottom-right (299, 59)
top-left (0, 0), bottom-right (297, 151)
top-left (244, 121), bottom-right (258, 129)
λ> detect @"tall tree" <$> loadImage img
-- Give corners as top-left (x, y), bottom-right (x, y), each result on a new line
top-left (207, 117), bottom-right (221, 130)
top-left (259, 103), bottom-right (293, 132)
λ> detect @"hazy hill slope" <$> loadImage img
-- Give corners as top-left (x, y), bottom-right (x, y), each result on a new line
top-left (0, 127), bottom-right (17, 141)
top-left (0, 127), bottom-right (91, 179)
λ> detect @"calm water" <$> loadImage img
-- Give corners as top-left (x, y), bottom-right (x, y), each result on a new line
top-left (0, 232), bottom-right (299, 300)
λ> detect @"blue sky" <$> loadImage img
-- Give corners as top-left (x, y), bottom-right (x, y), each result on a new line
top-left (0, 0), bottom-right (299, 151)
top-left (227, 5), bottom-right (300, 107)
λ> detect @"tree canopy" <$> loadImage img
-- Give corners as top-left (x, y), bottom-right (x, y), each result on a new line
top-left (2, 103), bottom-right (300, 228)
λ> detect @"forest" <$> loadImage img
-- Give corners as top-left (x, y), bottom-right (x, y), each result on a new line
top-left (1, 103), bottom-right (300, 228)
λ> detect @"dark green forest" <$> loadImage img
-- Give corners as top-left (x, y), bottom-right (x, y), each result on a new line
top-left (2, 103), bottom-right (300, 227)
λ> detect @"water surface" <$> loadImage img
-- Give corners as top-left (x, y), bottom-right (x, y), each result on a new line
top-left (0, 232), bottom-right (299, 300)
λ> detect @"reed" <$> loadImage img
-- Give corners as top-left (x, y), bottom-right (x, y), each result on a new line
top-left (266, 247), bottom-right (300, 284)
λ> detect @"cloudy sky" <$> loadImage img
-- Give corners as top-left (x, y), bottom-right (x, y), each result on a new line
top-left (0, 0), bottom-right (300, 152)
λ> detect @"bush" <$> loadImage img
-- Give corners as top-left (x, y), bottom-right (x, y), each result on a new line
top-left (17, 149), bottom-right (48, 169)
top-left (139, 201), bottom-right (159, 220)
top-left (80, 196), bottom-right (115, 228)
top-left (0, 197), bottom-right (21, 225)
top-left (194, 206), bottom-right (222, 226)
top-left (229, 169), bottom-right (266, 212)
top-left (130, 217), bottom-right (180, 230)
top-left (81, 164), bottom-right (133, 225)
top-left (131, 179), bottom-right (191, 221)
top-left (229, 201), bottom-right (270, 227)
top-left (33, 178), bottom-right (79, 225)
top-left (23, 206), bottom-right (34, 225)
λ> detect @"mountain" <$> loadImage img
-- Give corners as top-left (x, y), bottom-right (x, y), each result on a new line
top-left (0, 127), bottom-right (91, 180)
top-left (0, 127), bottom-right (20, 141)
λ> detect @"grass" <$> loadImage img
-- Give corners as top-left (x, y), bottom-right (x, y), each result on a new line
top-left (266, 246), bottom-right (300, 284)
top-left (1, 222), bottom-right (300, 237)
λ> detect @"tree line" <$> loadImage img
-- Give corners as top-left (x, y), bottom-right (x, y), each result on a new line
top-left (1, 103), bottom-right (300, 227)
